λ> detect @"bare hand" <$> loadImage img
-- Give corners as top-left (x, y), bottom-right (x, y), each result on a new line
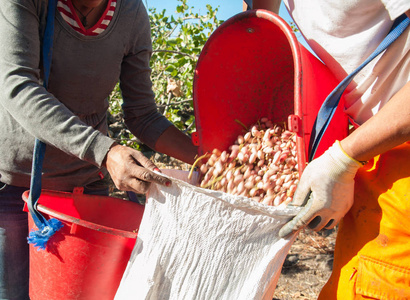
top-left (104, 144), bottom-right (171, 194)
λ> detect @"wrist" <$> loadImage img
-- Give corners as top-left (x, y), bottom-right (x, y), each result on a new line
top-left (338, 140), bottom-right (368, 166)
top-left (103, 142), bottom-right (119, 168)
top-left (333, 140), bottom-right (362, 168)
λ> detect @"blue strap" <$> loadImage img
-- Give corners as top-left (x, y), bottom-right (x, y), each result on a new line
top-left (27, 0), bottom-right (63, 251)
top-left (308, 15), bottom-right (409, 162)
top-left (41, 0), bottom-right (56, 88)
top-left (27, 140), bottom-right (47, 229)
top-left (244, 0), bottom-right (252, 10)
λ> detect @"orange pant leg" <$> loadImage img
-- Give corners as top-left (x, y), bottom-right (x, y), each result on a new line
top-left (319, 142), bottom-right (410, 300)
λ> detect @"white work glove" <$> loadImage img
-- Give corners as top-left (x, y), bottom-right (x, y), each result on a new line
top-left (279, 141), bottom-right (363, 238)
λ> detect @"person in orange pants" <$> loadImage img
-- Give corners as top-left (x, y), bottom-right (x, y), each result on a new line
top-left (244, 0), bottom-right (410, 298)
top-left (319, 141), bottom-right (410, 299)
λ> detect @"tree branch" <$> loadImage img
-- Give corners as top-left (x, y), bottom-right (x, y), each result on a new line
top-left (156, 98), bottom-right (193, 108)
top-left (153, 49), bottom-right (197, 60)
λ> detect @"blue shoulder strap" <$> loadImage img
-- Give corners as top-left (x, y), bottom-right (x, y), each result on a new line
top-left (244, 0), bottom-right (252, 10)
top-left (308, 14), bottom-right (409, 161)
top-left (27, 0), bottom-right (63, 250)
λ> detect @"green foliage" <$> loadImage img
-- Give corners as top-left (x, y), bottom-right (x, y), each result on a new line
top-left (149, 0), bottom-right (222, 133)
top-left (290, 22), bottom-right (299, 33)
top-left (108, 83), bottom-right (122, 116)
top-left (108, 0), bottom-right (222, 147)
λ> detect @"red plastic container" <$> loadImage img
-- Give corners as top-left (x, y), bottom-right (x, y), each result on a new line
top-left (22, 189), bottom-right (144, 300)
top-left (192, 10), bottom-right (348, 174)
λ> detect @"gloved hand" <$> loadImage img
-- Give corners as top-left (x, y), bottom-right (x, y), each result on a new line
top-left (104, 143), bottom-right (171, 194)
top-left (279, 140), bottom-right (363, 238)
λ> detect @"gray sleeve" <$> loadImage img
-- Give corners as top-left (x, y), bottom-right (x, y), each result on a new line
top-left (120, 1), bottom-right (173, 150)
top-left (0, 0), bottom-right (114, 167)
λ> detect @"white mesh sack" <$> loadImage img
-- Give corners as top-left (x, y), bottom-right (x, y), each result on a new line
top-left (115, 170), bottom-right (300, 300)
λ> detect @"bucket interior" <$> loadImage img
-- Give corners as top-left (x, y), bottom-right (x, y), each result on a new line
top-left (193, 10), bottom-right (295, 155)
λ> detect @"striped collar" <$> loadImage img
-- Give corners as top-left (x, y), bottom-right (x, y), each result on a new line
top-left (57, 0), bottom-right (117, 36)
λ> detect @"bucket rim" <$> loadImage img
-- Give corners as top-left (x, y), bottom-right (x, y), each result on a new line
top-left (22, 190), bottom-right (139, 239)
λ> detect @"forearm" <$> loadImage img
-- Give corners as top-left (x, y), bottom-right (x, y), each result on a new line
top-left (0, 0), bottom-right (111, 166)
top-left (341, 81), bottom-right (410, 162)
top-left (154, 125), bottom-right (198, 165)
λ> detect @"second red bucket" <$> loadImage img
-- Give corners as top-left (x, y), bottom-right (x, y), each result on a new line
top-left (192, 10), bottom-right (348, 173)
top-left (23, 189), bottom-right (144, 300)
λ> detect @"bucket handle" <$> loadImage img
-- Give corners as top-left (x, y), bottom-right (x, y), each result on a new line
top-left (30, 200), bottom-right (138, 239)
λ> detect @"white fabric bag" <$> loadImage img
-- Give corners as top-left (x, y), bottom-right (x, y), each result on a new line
top-left (115, 170), bottom-right (300, 300)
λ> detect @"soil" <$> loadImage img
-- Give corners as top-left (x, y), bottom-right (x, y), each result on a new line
top-left (273, 228), bottom-right (336, 300)
top-left (109, 153), bottom-right (336, 300)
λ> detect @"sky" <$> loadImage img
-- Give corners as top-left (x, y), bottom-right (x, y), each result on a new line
top-left (145, 0), bottom-right (289, 24)
top-left (145, 0), bottom-right (242, 21)
top-left (144, 0), bottom-right (309, 50)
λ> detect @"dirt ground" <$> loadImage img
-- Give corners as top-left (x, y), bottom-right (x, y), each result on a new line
top-left (272, 228), bottom-right (336, 300)
top-left (109, 153), bottom-right (336, 300)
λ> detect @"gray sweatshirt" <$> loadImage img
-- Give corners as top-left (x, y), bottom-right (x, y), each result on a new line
top-left (0, 0), bottom-right (172, 191)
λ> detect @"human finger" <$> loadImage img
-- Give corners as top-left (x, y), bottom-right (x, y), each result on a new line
top-left (130, 164), bottom-right (171, 188)
top-left (279, 193), bottom-right (315, 237)
top-left (130, 149), bottom-right (161, 172)
top-left (288, 182), bottom-right (312, 207)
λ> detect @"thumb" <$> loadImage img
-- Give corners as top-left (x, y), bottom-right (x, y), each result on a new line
top-left (279, 193), bottom-right (317, 238)
top-left (289, 180), bottom-right (312, 207)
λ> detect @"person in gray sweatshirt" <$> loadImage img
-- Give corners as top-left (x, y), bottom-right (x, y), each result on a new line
top-left (0, 0), bottom-right (198, 298)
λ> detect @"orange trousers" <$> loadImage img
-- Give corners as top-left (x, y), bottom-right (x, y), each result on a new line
top-left (319, 142), bottom-right (410, 300)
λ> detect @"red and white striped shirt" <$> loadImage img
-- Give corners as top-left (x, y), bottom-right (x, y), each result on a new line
top-left (57, 0), bottom-right (116, 36)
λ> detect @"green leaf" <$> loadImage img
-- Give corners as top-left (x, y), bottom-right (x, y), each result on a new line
top-left (165, 65), bottom-right (176, 73)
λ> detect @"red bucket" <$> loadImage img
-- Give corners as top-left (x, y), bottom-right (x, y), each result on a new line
top-left (192, 10), bottom-right (348, 173)
top-left (22, 189), bottom-right (144, 300)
